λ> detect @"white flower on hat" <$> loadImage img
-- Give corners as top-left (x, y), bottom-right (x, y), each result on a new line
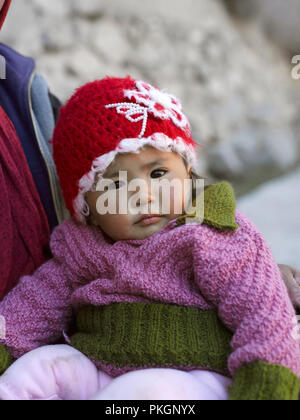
top-left (123, 81), bottom-right (191, 133)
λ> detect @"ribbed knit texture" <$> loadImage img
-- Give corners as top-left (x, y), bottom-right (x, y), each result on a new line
top-left (229, 361), bottom-right (300, 400)
top-left (0, 344), bottom-right (13, 375)
top-left (0, 182), bottom-right (299, 400)
top-left (70, 302), bottom-right (233, 373)
top-left (176, 181), bottom-right (239, 231)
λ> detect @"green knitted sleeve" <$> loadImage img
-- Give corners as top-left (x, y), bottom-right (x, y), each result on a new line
top-left (229, 360), bottom-right (300, 400)
top-left (0, 345), bottom-right (13, 375)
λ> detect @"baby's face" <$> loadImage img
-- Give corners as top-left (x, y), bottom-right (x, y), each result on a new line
top-left (85, 146), bottom-right (192, 241)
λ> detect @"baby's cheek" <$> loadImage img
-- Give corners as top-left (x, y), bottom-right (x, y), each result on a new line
top-left (103, 214), bottom-right (132, 239)
top-left (167, 187), bottom-right (186, 216)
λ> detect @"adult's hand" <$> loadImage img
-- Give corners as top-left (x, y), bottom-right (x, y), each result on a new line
top-left (278, 264), bottom-right (300, 310)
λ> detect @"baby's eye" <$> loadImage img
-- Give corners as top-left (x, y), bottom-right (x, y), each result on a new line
top-left (151, 169), bottom-right (168, 179)
top-left (106, 180), bottom-right (125, 190)
top-left (113, 180), bottom-right (125, 190)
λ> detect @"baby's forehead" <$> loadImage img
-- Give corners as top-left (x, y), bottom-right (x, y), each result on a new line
top-left (104, 148), bottom-right (183, 174)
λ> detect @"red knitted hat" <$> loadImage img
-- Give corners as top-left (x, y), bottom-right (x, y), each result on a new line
top-left (53, 76), bottom-right (204, 223)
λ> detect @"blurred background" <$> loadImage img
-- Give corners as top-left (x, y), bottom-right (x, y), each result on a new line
top-left (1, 0), bottom-right (299, 266)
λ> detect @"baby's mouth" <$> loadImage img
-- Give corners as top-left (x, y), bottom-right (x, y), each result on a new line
top-left (134, 214), bottom-right (163, 225)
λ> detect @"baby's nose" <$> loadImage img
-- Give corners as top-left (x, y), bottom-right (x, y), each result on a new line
top-left (135, 182), bottom-right (158, 208)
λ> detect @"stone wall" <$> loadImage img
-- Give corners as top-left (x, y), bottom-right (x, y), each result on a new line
top-left (223, 0), bottom-right (300, 54)
top-left (1, 0), bottom-right (300, 191)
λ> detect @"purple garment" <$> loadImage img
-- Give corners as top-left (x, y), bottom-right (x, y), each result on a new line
top-left (0, 42), bottom-right (59, 231)
top-left (0, 210), bottom-right (299, 378)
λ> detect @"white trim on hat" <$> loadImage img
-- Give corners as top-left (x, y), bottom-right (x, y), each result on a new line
top-left (73, 132), bottom-right (199, 224)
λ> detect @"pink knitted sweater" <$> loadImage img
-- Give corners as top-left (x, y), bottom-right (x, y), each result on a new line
top-left (0, 182), bottom-right (299, 399)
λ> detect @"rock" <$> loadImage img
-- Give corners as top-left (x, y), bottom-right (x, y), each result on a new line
top-left (237, 167), bottom-right (300, 268)
top-left (90, 19), bottom-right (130, 64)
top-left (32, 0), bottom-right (71, 18)
top-left (256, 0), bottom-right (300, 53)
top-left (1, 0), bottom-right (43, 56)
top-left (72, 0), bottom-right (105, 18)
top-left (36, 53), bottom-right (81, 101)
top-left (64, 46), bottom-right (102, 80)
top-left (41, 19), bottom-right (75, 52)
top-left (207, 142), bottom-right (244, 178)
top-left (208, 127), bottom-right (299, 179)
top-left (223, 0), bottom-right (300, 53)
top-left (222, 0), bottom-right (259, 19)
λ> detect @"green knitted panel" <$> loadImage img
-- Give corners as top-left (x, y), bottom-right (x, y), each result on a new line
top-left (176, 181), bottom-right (239, 231)
top-left (0, 344), bottom-right (13, 375)
top-left (229, 360), bottom-right (300, 401)
top-left (70, 302), bottom-right (233, 372)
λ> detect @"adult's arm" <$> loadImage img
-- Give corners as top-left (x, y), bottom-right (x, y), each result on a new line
top-left (0, 106), bottom-right (51, 299)
top-left (0, 221), bottom-right (75, 374)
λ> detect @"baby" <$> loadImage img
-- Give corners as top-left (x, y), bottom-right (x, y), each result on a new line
top-left (0, 76), bottom-right (299, 400)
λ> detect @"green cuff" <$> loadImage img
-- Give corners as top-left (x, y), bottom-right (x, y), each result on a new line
top-left (229, 361), bottom-right (300, 400)
top-left (0, 345), bottom-right (13, 375)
